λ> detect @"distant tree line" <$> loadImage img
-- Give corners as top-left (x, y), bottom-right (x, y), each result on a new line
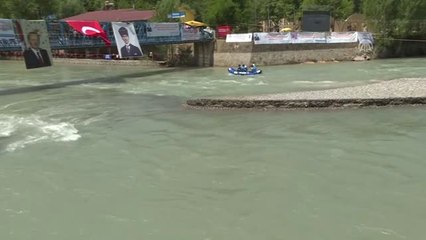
top-left (363, 0), bottom-right (426, 56)
top-left (0, 0), bottom-right (362, 27)
top-left (1, 0), bottom-right (424, 56)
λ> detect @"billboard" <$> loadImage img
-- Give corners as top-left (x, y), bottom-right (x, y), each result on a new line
top-left (291, 32), bottom-right (327, 43)
top-left (327, 32), bottom-right (358, 43)
top-left (181, 25), bottom-right (201, 41)
top-left (216, 25), bottom-right (232, 39)
top-left (253, 32), bottom-right (292, 44)
top-left (145, 23), bottom-right (180, 37)
top-left (302, 11), bottom-right (331, 32)
top-left (226, 33), bottom-right (252, 43)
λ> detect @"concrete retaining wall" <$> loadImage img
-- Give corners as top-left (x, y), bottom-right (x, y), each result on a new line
top-left (53, 58), bottom-right (161, 67)
top-left (213, 40), bottom-right (359, 66)
top-left (194, 41), bottom-right (215, 67)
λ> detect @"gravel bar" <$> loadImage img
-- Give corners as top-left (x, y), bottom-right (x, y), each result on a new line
top-left (186, 78), bottom-right (426, 109)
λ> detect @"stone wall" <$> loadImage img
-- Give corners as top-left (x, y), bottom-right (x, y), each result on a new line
top-left (213, 39), bottom-right (359, 66)
top-left (53, 58), bottom-right (162, 67)
top-left (194, 41), bottom-right (215, 67)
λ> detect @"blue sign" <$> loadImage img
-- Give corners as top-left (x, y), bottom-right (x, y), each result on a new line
top-left (167, 12), bottom-right (185, 19)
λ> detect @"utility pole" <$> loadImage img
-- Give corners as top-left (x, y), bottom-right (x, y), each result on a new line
top-left (267, 3), bottom-right (270, 32)
top-left (254, 0), bottom-right (257, 31)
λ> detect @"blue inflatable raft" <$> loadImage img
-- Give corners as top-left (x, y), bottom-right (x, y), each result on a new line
top-left (228, 67), bottom-right (262, 75)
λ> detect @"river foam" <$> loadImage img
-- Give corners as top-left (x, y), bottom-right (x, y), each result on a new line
top-left (0, 114), bottom-right (80, 152)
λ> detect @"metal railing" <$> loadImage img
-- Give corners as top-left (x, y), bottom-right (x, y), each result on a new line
top-left (0, 20), bottom-right (214, 52)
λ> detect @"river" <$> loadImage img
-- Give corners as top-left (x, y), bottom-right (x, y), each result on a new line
top-left (1, 58), bottom-right (425, 240)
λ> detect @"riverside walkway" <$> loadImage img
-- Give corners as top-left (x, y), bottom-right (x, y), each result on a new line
top-left (186, 78), bottom-right (426, 109)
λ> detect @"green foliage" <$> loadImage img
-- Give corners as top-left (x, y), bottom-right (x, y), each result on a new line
top-left (363, 0), bottom-right (426, 56)
top-left (1, 0), bottom-right (42, 19)
top-left (154, 0), bottom-right (181, 22)
top-left (113, 0), bottom-right (156, 9)
top-left (302, 0), bottom-right (352, 19)
top-left (203, 0), bottom-right (238, 26)
top-left (257, 0), bottom-right (299, 31)
top-left (81, 0), bottom-right (103, 11)
top-left (59, 0), bottom-right (86, 18)
top-left (180, 0), bottom-right (206, 20)
top-left (0, 0), bottom-right (349, 24)
top-left (353, 0), bottom-right (362, 13)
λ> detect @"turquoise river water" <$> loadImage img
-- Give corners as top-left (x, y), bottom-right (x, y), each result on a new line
top-left (0, 58), bottom-right (426, 240)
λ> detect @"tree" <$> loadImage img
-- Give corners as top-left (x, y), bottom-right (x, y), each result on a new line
top-left (364, 0), bottom-right (426, 38)
top-left (203, 0), bottom-right (239, 26)
top-left (363, 0), bottom-right (426, 56)
top-left (353, 0), bottom-right (362, 13)
top-left (154, 0), bottom-right (181, 22)
top-left (180, 0), bottom-right (207, 20)
top-left (1, 0), bottom-right (42, 19)
top-left (256, 0), bottom-right (299, 31)
top-left (82, 0), bottom-right (103, 11)
top-left (302, 0), bottom-right (352, 19)
top-left (58, 0), bottom-right (86, 18)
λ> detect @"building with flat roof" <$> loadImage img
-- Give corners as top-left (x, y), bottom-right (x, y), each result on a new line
top-left (64, 9), bottom-right (155, 22)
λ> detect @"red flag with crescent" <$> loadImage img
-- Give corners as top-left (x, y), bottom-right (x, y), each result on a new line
top-left (65, 20), bottom-right (111, 45)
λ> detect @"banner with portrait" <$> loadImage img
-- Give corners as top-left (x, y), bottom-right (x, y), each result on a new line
top-left (112, 22), bottom-right (143, 58)
top-left (0, 19), bottom-right (20, 48)
top-left (18, 20), bottom-right (52, 69)
top-left (145, 23), bottom-right (180, 37)
top-left (226, 33), bottom-right (252, 43)
top-left (181, 25), bottom-right (201, 41)
top-left (253, 32), bottom-right (292, 44)
top-left (327, 32), bottom-right (358, 43)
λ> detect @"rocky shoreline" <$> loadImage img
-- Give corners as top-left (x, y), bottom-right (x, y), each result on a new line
top-left (186, 78), bottom-right (426, 110)
top-left (53, 58), bottom-right (164, 67)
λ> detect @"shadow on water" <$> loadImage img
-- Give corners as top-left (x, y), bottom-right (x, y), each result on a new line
top-left (0, 68), bottom-right (188, 96)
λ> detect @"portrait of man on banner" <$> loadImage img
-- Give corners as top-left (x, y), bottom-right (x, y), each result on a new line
top-left (23, 30), bottom-right (52, 69)
top-left (19, 20), bottom-right (53, 69)
top-left (112, 22), bottom-right (143, 59)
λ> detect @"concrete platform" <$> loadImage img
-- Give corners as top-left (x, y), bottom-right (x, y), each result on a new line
top-left (186, 78), bottom-right (426, 109)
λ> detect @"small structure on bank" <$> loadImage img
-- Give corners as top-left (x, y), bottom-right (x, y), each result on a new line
top-left (64, 9), bottom-right (155, 22)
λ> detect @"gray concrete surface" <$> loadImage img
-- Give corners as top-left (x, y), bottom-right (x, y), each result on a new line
top-left (186, 78), bottom-right (426, 109)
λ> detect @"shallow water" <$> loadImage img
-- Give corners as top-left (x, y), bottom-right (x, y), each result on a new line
top-left (1, 58), bottom-right (426, 240)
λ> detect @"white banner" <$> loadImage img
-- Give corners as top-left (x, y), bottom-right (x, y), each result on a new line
top-left (357, 32), bottom-right (374, 44)
top-left (112, 22), bottom-right (143, 58)
top-left (291, 32), bottom-right (327, 44)
top-left (0, 19), bottom-right (19, 47)
top-left (226, 33), bottom-right (252, 43)
top-left (146, 23), bottom-right (180, 37)
top-left (0, 19), bottom-right (15, 38)
top-left (253, 32), bottom-right (291, 44)
top-left (181, 26), bottom-right (201, 41)
top-left (327, 32), bottom-right (358, 43)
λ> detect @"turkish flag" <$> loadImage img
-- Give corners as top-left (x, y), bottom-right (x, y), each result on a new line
top-left (66, 20), bottom-right (111, 45)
